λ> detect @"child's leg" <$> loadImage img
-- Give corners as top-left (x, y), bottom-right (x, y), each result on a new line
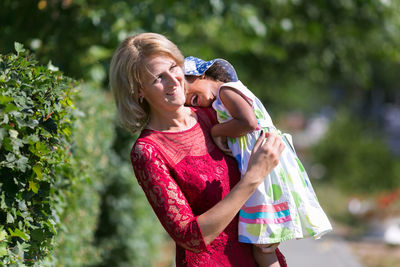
top-left (253, 244), bottom-right (280, 267)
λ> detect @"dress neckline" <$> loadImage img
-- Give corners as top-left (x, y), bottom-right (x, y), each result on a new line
top-left (144, 107), bottom-right (198, 134)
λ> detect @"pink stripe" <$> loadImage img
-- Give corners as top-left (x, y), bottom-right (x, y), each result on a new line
top-left (241, 202), bottom-right (289, 214)
top-left (239, 215), bottom-right (292, 224)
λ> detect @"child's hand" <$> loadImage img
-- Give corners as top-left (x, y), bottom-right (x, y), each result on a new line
top-left (213, 136), bottom-right (233, 157)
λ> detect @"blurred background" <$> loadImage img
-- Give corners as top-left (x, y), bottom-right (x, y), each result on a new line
top-left (1, 0), bottom-right (400, 266)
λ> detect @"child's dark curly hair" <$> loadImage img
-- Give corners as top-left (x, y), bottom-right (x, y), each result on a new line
top-left (205, 62), bottom-right (233, 83)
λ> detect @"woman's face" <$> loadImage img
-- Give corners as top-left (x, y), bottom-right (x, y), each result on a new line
top-left (140, 55), bottom-right (186, 113)
top-left (185, 76), bottom-right (217, 107)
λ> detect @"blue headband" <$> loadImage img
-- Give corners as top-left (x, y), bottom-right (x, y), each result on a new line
top-left (184, 56), bottom-right (238, 82)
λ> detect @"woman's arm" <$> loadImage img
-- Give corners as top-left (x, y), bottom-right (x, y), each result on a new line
top-left (132, 132), bottom-right (284, 249)
top-left (211, 86), bottom-right (258, 138)
top-left (197, 132), bottom-right (284, 245)
top-left (131, 141), bottom-right (208, 253)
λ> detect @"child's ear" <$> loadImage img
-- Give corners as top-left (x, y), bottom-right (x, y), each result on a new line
top-left (200, 74), bottom-right (206, 80)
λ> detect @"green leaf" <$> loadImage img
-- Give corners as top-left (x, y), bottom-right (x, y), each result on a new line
top-left (28, 180), bottom-right (39, 194)
top-left (14, 42), bottom-right (25, 54)
top-left (31, 229), bottom-right (45, 242)
top-left (0, 229), bottom-right (7, 241)
top-left (6, 213), bottom-right (14, 224)
top-left (4, 103), bottom-right (18, 113)
top-left (0, 243), bottom-right (7, 257)
top-left (0, 128), bottom-right (5, 144)
top-left (62, 128), bottom-right (71, 136)
top-left (8, 228), bottom-right (29, 241)
top-left (0, 95), bottom-right (13, 104)
top-left (32, 165), bottom-right (43, 180)
top-left (16, 156), bottom-right (29, 172)
top-left (0, 193), bottom-right (6, 209)
top-left (9, 129), bottom-right (18, 139)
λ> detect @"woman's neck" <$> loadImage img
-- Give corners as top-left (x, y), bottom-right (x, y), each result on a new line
top-left (147, 106), bottom-right (197, 132)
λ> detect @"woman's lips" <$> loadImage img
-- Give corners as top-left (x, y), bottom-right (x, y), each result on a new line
top-left (166, 88), bottom-right (177, 96)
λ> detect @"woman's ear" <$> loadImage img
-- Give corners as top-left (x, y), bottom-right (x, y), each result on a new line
top-left (137, 87), bottom-right (144, 97)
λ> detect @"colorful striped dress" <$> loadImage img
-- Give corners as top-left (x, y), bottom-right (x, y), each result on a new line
top-left (212, 81), bottom-right (332, 244)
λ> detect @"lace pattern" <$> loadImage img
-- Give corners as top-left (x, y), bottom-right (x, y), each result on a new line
top-left (130, 107), bottom-right (285, 266)
top-left (132, 141), bottom-right (207, 253)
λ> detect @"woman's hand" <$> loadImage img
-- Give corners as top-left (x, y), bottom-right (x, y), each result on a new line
top-left (244, 132), bottom-right (285, 187)
top-left (197, 131), bottom-right (285, 246)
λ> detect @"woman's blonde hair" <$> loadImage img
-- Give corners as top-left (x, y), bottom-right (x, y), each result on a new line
top-left (109, 32), bottom-right (184, 133)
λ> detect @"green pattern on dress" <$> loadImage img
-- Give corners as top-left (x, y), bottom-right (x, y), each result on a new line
top-left (294, 157), bottom-right (307, 187)
top-left (279, 168), bottom-right (288, 183)
top-left (305, 214), bottom-right (317, 228)
top-left (287, 173), bottom-right (294, 184)
top-left (299, 172), bottom-right (307, 187)
top-left (267, 184), bottom-right (282, 201)
top-left (228, 137), bottom-right (236, 144)
top-left (295, 157), bottom-right (305, 172)
top-left (306, 227), bottom-right (315, 237)
top-left (238, 136), bottom-right (249, 151)
top-left (216, 109), bottom-right (230, 121)
top-left (291, 191), bottom-right (302, 208)
top-left (246, 223), bottom-right (267, 237)
top-left (254, 109), bottom-right (264, 120)
top-left (294, 213), bottom-right (301, 225)
top-left (270, 227), bottom-right (293, 239)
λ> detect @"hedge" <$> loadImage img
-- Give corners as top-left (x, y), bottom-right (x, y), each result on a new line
top-left (0, 43), bottom-right (80, 265)
top-left (1, 44), bottom-right (168, 266)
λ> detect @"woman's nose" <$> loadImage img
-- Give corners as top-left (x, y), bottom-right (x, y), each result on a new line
top-left (165, 71), bottom-right (182, 86)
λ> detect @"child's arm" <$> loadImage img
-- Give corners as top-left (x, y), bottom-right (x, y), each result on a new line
top-left (211, 86), bottom-right (258, 138)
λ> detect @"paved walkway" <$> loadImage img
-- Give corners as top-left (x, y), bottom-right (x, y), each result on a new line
top-left (280, 232), bottom-right (364, 267)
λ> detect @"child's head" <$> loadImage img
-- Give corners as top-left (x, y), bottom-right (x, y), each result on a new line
top-left (184, 56), bottom-right (237, 107)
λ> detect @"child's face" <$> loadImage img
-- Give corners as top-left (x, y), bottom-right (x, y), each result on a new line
top-left (185, 76), bottom-right (217, 107)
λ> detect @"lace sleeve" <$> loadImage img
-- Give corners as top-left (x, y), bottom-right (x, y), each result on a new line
top-left (131, 140), bottom-right (208, 253)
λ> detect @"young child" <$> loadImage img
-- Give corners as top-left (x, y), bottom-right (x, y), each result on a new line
top-left (184, 56), bottom-right (333, 266)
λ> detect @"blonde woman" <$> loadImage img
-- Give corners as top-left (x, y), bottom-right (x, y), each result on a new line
top-left (109, 32), bottom-right (287, 266)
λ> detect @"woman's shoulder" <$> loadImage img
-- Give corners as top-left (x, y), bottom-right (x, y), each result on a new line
top-left (130, 132), bottom-right (161, 163)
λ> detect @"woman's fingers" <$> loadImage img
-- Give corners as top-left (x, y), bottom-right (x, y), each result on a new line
top-left (246, 132), bottom-right (285, 185)
top-left (252, 130), bottom-right (266, 152)
top-left (261, 133), bottom-right (283, 165)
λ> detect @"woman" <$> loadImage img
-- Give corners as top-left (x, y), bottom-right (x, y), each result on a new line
top-left (109, 32), bottom-right (287, 266)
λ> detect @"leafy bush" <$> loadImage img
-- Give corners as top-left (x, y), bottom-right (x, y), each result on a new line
top-left (312, 111), bottom-right (400, 194)
top-left (40, 84), bottom-right (108, 266)
top-left (0, 44), bottom-right (169, 266)
top-left (0, 44), bottom-right (79, 265)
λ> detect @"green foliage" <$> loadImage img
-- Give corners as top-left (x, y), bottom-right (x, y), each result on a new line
top-left (1, 0), bottom-right (399, 265)
top-left (48, 85), bottom-right (164, 267)
top-left (39, 85), bottom-right (109, 266)
top-left (312, 111), bottom-right (400, 194)
top-left (1, 0), bottom-right (399, 112)
top-left (0, 44), bottom-right (79, 265)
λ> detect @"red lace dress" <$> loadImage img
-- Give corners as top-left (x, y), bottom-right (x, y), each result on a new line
top-left (131, 107), bottom-right (287, 267)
